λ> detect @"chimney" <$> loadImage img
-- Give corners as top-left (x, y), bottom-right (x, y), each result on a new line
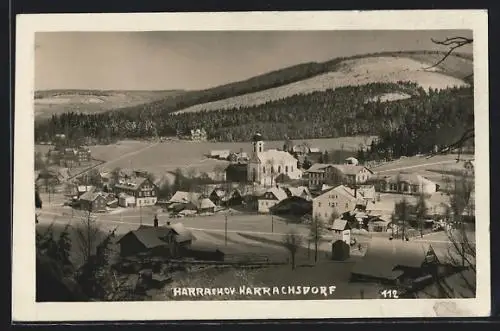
top-left (167, 221), bottom-right (171, 226)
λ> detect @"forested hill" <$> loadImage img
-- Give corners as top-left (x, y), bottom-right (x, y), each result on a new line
top-left (70, 50), bottom-right (471, 119)
top-left (35, 82), bottom-right (473, 158)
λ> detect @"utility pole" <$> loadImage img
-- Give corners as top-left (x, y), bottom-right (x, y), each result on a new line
top-left (225, 215), bottom-right (228, 246)
top-left (140, 204), bottom-right (143, 225)
top-left (271, 214), bottom-right (274, 233)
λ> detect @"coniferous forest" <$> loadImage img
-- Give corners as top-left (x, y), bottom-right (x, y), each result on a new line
top-left (35, 80), bottom-right (473, 160)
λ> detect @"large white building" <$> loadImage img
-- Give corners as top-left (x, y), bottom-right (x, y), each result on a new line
top-left (247, 133), bottom-right (302, 186)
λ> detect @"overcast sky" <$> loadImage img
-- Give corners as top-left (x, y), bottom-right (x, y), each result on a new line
top-left (35, 30), bottom-right (472, 91)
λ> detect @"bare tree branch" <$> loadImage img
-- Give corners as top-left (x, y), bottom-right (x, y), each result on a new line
top-left (426, 128), bottom-right (474, 160)
top-left (424, 37), bottom-right (473, 70)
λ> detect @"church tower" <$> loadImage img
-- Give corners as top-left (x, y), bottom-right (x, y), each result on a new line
top-left (252, 133), bottom-right (264, 153)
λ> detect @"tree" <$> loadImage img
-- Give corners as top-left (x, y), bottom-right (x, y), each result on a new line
top-left (425, 36), bottom-right (474, 161)
top-left (213, 164), bottom-right (227, 183)
top-left (275, 173), bottom-right (292, 184)
top-left (421, 174), bottom-right (476, 298)
top-left (35, 151), bottom-right (46, 171)
top-left (74, 210), bottom-right (102, 264)
top-left (110, 167), bottom-right (122, 185)
top-left (35, 188), bottom-right (43, 209)
top-left (158, 180), bottom-right (173, 200)
top-left (144, 171), bottom-right (156, 185)
top-left (283, 229), bottom-right (303, 270)
top-left (325, 168), bottom-right (346, 187)
top-left (76, 226), bottom-right (126, 300)
top-left (394, 197), bottom-right (410, 240)
top-left (309, 217), bottom-right (327, 263)
top-left (265, 159), bottom-right (277, 187)
top-left (302, 157), bottom-right (312, 170)
top-left (329, 209), bottom-right (340, 227)
top-left (83, 169), bottom-right (102, 188)
top-left (172, 168), bottom-right (185, 192)
top-left (450, 174), bottom-right (474, 227)
top-left (323, 151), bottom-right (330, 163)
top-left (415, 193), bottom-right (428, 238)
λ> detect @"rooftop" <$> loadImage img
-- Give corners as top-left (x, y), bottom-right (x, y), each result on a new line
top-left (114, 176), bottom-right (148, 190)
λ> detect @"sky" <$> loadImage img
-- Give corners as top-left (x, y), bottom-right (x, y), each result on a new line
top-left (35, 30), bottom-right (472, 91)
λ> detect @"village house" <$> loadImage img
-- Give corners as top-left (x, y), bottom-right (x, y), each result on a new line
top-left (350, 240), bottom-right (448, 285)
top-left (247, 133), bottom-right (302, 186)
top-left (198, 197), bottom-right (217, 214)
top-left (312, 185), bottom-right (361, 223)
top-left (377, 173), bottom-right (438, 195)
top-left (118, 192), bottom-right (136, 208)
top-left (113, 176), bottom-right (158, 207)
top-left (283, 186), bottom-right (313, 201)
top-left (210, 150), bottom-right (231, 160)
top-left (269, 195), bottom-right (312, 216)
top-left (78, 191), bottom-right (107, 213)
top-left (56, 147), bottom-right (92, 167)
top-left (258, 187), bottom-right (289, 213)
top-left (209, 187), bottom-right (243, 206)
top-left (305, 164), bottom-right (373, 190)
top-left (117, 223), bottom-right (193, 257)
top-left (167, 191), bottom-right (217, 214)
top-left (167, 191), bottom-right (200, 213)
top-left (355, 185), bottom-right (377, 204)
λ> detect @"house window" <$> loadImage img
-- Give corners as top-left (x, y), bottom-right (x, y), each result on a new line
top-left (291, 166), bottom-right (294, 172)
top-left (318, 202), bottom-right (322, 207)
top-left (263, 167), bottom-right (266, 174)
top-left (285, 166), bottom-right (288, 173)
top-left (345, 203), bottom-right (349, 209)
top-left (278, 166), bottom-right (281, 173)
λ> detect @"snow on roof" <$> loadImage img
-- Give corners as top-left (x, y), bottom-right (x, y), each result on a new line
top-left (383, 173), bottom-right (436, 186)
top-left (331, 219), bottom-right (349, 231)
top-left (255, 149), bottom-right (298, 165)
top-left (198, 197), bottom-right (216, 209)
top-left (314, 185), bottom-right (358, 202)
top-left (261, 187), bottom-right (288, 201)
top-left (114, 176), bottom-right (148, 190)
top-left (168, 191), bottom-right (201, 204)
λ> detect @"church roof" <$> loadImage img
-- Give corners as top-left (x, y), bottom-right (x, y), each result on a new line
top-left (254, 149), bottom-right (298, 165)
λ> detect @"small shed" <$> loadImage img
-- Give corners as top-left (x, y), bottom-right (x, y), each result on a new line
top-left (118, 193), bottom-right (136, 208)
top-left (330, 219), bottom-right (351, 245)
top-left (198, 197), bottom-right (216, 213)
top-left (331, 240), bottom-right (350, 261)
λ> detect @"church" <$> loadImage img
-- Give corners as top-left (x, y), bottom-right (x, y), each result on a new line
top-left (247, 133), bottom-right (302, 186)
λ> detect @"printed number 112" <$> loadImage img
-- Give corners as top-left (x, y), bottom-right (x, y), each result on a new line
top-left (381, 289), bottom-right (399, 299)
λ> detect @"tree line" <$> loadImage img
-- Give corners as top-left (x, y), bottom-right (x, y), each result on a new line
top-left (35, 82), bottom-right (472, 162)
top-left (36, 81), bottom-right (419, 142)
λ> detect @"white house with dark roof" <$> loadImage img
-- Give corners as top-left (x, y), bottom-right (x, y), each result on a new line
top-left (113, 176), bottom-right (158, 207)
top-left (258, 187), bottom-right (289, 213)
top-left (312, 185), bottom-right (362, 223)
top-left (247, 133), bottom-right (302, 186)
top-left (305, 163), bottom-right (373, 189)
top-left (378, 173), bottom-right (438, 195)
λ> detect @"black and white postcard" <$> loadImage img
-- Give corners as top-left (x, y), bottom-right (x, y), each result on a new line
top-left (13, 10), bottom-right (490, 321)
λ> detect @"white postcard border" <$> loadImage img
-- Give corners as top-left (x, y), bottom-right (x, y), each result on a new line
top-left (13, 10), bottom-right (490, 321)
